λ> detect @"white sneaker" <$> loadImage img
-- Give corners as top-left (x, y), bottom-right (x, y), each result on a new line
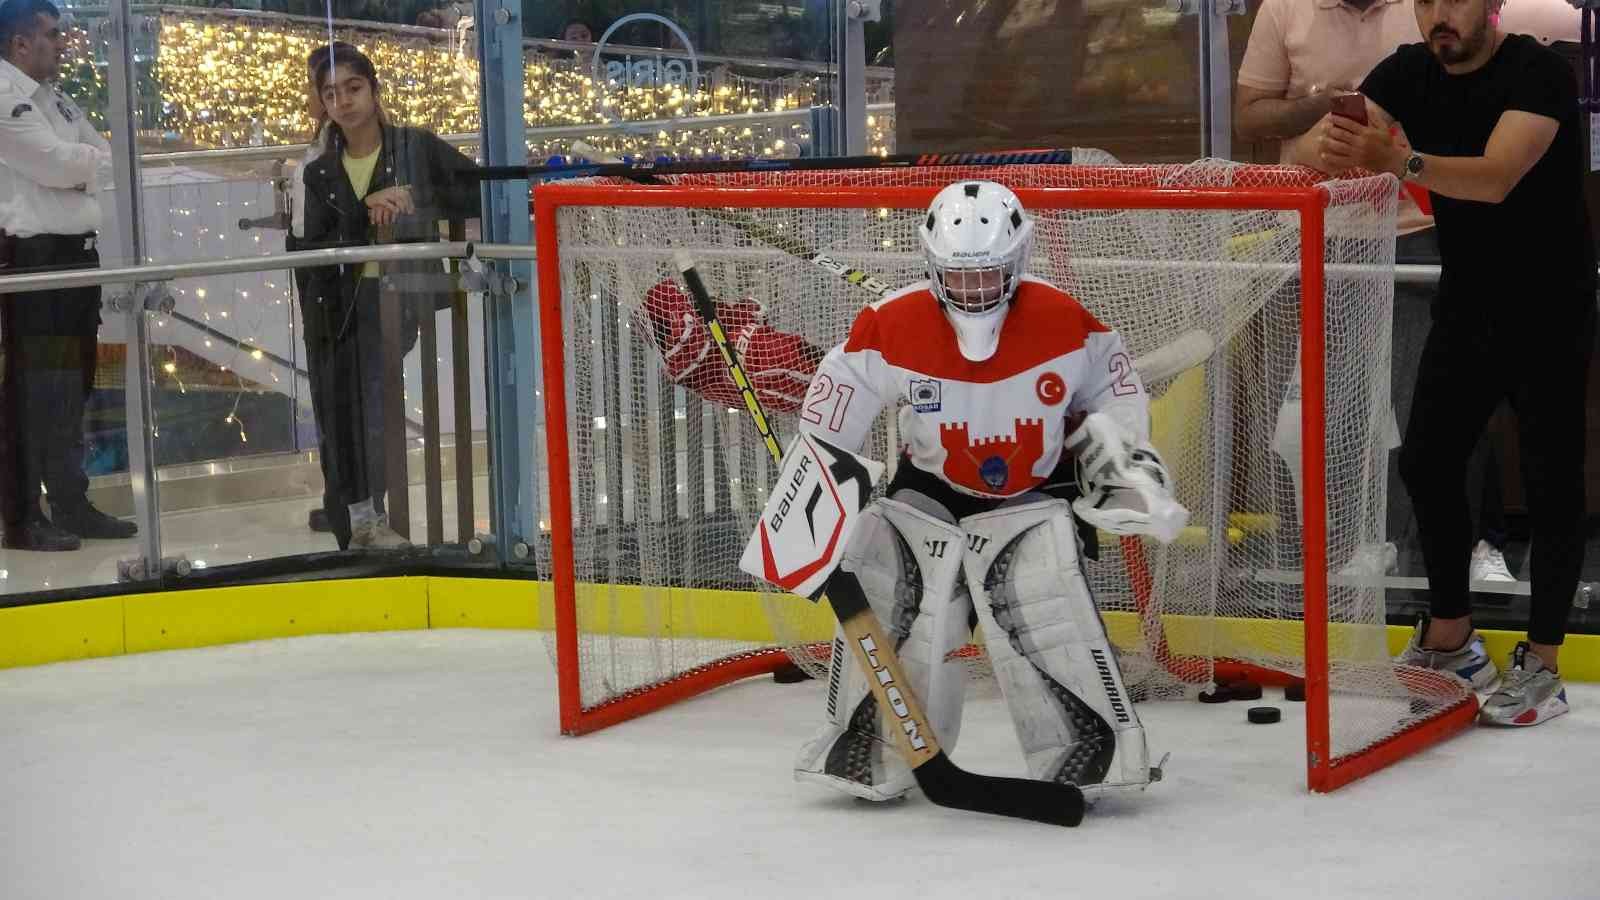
top-left (1394, 615), bottom-right (1499, 691)
top-left (1480, 642), bottom-right (1568, 726)
top-left (350, 515), bottom-right (412, 550)
top-left (1469, 540), bottom-right (1515, 584)
top-left (1337, 542), bottom-right (1397, 578)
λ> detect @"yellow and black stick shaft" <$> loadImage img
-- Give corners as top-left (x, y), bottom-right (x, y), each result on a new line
top-left (673, 253), bottom-right (1083, 827)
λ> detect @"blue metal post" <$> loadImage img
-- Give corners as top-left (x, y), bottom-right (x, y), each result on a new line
top-left (475, 1), bottom-right (539, 566)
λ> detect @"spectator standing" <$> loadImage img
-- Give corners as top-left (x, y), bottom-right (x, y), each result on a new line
top-left (289, 40), bottom-right (357, 536)
top-left (1319, 0), bottom-right (1596, 725)
top-left (299, 46), bottom-right (480, 549)
top-left (1235, 0), bottom-right (1433, 578)
top-left (0, 0), bottom-right (136, 552)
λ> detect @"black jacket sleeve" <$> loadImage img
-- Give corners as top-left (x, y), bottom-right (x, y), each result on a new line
top-left (412, 130), bottom-right (482, 223)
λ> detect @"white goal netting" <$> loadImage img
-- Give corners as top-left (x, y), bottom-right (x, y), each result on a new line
top-left (537, 158), bottom-right (1474, 785)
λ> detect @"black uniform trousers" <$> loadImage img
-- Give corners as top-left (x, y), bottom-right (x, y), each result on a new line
top-left (0, 234), bottom-right (101, 535)
top-left (1398, 294), bottom-right (1596, 645)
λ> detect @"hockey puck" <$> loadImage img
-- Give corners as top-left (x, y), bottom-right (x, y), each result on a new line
top-left (1198, 688), bottom-right (1231, 704)
top-left (1247, 706), bottom-right (1282, 724)
top-left (772, 662), bottom-right (814, 684)
top-left (1285, 681), bottom-right (1306, 702)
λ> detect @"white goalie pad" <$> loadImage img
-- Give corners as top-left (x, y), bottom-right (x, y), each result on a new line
top-left (794, 497), bottom-right (971, 802)
top-left (960, 498), bottom-right (1154, 798)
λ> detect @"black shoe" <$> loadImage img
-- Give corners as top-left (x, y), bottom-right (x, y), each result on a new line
top-left (2, 517), bottom-right (82, 552)
top-left (308, 507), bottom-right (332, 533)
top-left (51, 502), bottom-right (138, 540)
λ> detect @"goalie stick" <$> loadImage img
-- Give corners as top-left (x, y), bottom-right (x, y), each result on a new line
top-left (676, 252), bottom-right (1085, 828)
top-left (476, 147), bottom-right (1075, 185)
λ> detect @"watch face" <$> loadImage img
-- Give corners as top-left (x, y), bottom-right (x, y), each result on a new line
top-left (1407, 154), bottom-right (1424, 174)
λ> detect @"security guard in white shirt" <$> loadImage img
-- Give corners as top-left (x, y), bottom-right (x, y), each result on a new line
top-left (0, 0), bottom-right (135, 551)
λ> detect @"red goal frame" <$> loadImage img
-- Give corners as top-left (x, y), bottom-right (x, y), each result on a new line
top-left (533, 180), bottom-right (1479, 793)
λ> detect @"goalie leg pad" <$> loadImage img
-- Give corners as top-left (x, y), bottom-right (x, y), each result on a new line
top-left (794, 496), bottom-right (971, 801)
top-left (960, 498), bottom-right (1153, 798)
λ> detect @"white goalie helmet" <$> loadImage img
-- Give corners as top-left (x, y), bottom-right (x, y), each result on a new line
top-left (919, 180), bottom-right (1034, 362)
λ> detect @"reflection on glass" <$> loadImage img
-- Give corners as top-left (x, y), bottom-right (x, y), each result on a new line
top-left (129, 9), bottom-right (489, 572)
top-left (884, 0), bottom-right (1202, 161)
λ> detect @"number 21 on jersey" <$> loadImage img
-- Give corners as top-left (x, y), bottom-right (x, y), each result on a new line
top-left (801, 375), bottom-right (854, 432)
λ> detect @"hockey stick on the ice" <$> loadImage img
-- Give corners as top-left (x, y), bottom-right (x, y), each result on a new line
top-left (675, 252), bottom-right (1084, 828)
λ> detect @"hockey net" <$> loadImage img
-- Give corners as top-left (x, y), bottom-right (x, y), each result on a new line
top-left (533, 159), bottom-right (1478, 792)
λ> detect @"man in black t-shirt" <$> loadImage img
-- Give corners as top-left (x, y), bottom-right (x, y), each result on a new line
top-left (1315, 0), bottom-right (1595, 727)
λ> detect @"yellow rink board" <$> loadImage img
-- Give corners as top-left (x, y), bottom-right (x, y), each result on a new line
top-left (1, 576), bottom-right (1596, 683)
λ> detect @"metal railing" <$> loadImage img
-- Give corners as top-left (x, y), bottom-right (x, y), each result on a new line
top-left (0, 239), bottom-right (533, 579)
top-left (0, 242), bottom-right (533, 295)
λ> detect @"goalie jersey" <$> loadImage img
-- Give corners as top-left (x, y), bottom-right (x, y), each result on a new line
top-left (799, 275), bottom-right (1150, 499)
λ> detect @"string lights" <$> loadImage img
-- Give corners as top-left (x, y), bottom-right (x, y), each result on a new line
top-left (73, 11), bottom-right (896, 448)
top-left (149, 14), bottom-right (894, 159)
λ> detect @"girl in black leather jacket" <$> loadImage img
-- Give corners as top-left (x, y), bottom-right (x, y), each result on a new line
top-left (300, 45), bottom-right (479, 550)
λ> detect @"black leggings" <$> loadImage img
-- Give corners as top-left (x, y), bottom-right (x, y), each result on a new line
top-left (1397, 302), bottom-right (1596, 645)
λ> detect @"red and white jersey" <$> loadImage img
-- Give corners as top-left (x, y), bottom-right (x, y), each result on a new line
top-left (798, 275), bottom-right (1149, 499)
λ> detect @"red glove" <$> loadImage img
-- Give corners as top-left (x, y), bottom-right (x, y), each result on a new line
top-left (638, 280), bottom-right (823, 414)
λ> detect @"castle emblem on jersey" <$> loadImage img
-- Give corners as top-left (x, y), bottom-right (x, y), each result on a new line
top-left (939, 419), bottom-right (1046, 494)
top-left (1035, 371), bottom-right (1066, 406)
top-left (909, 378), bottom-right (942, 413)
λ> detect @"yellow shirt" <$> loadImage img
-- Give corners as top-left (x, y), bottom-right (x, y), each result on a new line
top-left (343, 146), bottom-right (382, 278)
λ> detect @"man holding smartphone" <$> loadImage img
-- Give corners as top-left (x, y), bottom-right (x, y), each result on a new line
top-left (1319, 0), bottom-right (1595, 726)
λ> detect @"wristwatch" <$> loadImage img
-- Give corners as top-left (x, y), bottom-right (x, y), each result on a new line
top-left (1401, 151), bottom-right (1425, 180)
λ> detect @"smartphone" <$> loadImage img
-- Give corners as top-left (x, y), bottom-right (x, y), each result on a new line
top-left (1330, 92), bottom-right (1369, 126)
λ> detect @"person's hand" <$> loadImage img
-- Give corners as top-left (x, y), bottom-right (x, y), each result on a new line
top-left (1303, 82), bottom-right (1356, 113)
top-left (364, 186), bottom-right (414, 227)
top-left (1317, 113), bottom-right (1406, 177)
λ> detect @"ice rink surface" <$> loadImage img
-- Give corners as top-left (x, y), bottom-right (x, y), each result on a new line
top-left (4, 629), bottom-right (1598, 900)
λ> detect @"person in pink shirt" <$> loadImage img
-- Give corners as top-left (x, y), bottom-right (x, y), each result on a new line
top-left (1235, 0), bottom-right (1514, 586)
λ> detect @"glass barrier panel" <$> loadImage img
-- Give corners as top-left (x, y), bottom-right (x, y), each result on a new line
top-left (1, 6), bottom-right (141, 593)
top-left (877, 0), bottom-right (1203, 161)
top-left (521, 1), bottom-right (839, 162)
top-left (134, 5), bottom-right (489, 574)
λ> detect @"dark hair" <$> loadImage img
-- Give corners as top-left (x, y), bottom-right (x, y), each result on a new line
top-left (306, 40), bottom-right (358, 74)
top-left (0, 0), bottom-right (59, 55)
top-left (559, 18), bottom-right (595, 41)
top-left (313, 44), bottom-right (387, 144)
top-left (313, 44), bottom-right (380, 94)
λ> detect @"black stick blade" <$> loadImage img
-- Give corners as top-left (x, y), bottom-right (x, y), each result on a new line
top-left (914, 752), bottom-right (1085, 827)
